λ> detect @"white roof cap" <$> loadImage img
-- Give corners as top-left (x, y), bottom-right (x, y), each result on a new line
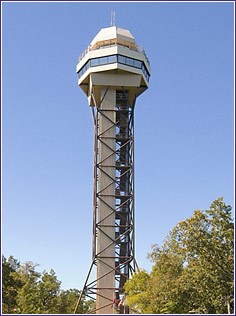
top-left (90, 26), bottom-right (136, 46)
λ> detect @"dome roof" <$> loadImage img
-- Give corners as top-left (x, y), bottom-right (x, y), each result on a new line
top-left (90, 26), bottom-right (136, 46)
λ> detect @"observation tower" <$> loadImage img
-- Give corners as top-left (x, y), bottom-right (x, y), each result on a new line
top-left (75, 25), bottom-right (150, 314)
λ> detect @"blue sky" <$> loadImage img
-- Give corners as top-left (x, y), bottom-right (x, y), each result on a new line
top-left (2, 1), bottom-right (234, 290)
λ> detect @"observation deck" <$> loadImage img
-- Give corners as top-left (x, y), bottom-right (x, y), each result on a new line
top-left (76, 26), bottom-right (151, 105)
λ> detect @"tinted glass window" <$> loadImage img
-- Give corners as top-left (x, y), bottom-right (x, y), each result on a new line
top-left (91, 59), bottom-right (99, 66)
top-left (78, 54), bottom-right (150, 82)
top-left (133, 60), bottom-right (142, 68)
top-left (118, 55), bottom-right (126, 64)
top-left (99, 57), bottom-right (107, 65)
top-left (126, 58), bottom-right (134, 66)
top-left (108, 55), bottom-right (117, 63)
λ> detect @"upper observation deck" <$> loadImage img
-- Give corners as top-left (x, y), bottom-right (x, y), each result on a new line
top-left (76, 26), bottom-right (151, 92)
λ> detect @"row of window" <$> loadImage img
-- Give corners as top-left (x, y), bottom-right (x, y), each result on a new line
top-left (77, 54), bottom-right (150, 82)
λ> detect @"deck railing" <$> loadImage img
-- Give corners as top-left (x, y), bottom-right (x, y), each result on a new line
top-left (78, 41), bottom-right (150, 66)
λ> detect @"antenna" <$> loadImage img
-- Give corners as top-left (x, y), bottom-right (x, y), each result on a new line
top-left (111, 10), bottom-right (115, 26)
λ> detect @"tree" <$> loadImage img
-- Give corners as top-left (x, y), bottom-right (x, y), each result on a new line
top-left (57, 289), bottom-right (95, 314)
top-left (58, 288), bottom-right (80, 314)
top-left (2, 256), bottom-right (23, 313)
top-left (37, 269), bottom-right (61, 313)
top-left (124, 198), bottom-right (234, 314)
top-left (17, 264), bottom-right (62, 314)
top-left (123, 270), bottom-right (151, 313)
top-left (170, 197), bottom-right (234, 313)
top-left (16, 261), bottom-right (41, 314)
top-left (2, 256), bottom-right (94, 314)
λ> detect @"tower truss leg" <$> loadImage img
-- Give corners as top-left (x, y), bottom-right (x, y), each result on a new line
top-left (74, 89), bottom-right (137, 314)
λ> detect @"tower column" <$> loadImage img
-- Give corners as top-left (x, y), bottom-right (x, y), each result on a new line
top-left (97, 88), bottom-right (116, 313)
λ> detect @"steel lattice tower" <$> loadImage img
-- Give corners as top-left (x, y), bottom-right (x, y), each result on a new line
top-left (75, 26), bottom-right (150, 314)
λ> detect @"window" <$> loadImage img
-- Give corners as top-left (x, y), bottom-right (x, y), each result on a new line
top-left (91, 58), bottom-right (99, 67)
top-left (126, 57), bottom-right (134, 66)
top-left (118, 55), bottom-right (126, 64)
top-left (108, 55), bottom-right (117, 63)
top-left (78, 54), bottom-right (150, 82)
top-left (133, 59), bottom-right (142, 68)
top-left (84, 62), bottom-right (89, 71)
top-left (99, 57), bottom-right (107, 65)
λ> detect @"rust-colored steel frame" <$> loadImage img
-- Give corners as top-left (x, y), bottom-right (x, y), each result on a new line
top-left (74, 89), bottom-right (137, 314)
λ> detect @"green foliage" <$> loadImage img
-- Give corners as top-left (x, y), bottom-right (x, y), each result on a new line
top-left (17, 261), bottom-right (41, 313)
top-left (125, 197), bottom-right (234, 314)
top-left (2, 256), bottom-right (23, 313)
top-left (57, 288), bottom-right (95, 314)
top-left (124, 270), bottom-right (152, 313)
top-left (58, 288), bottom-right (80, 314)
top-left (38, 270), bottom-right (61, 313)
top-left (2, 256), bottom-right (90, 314)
